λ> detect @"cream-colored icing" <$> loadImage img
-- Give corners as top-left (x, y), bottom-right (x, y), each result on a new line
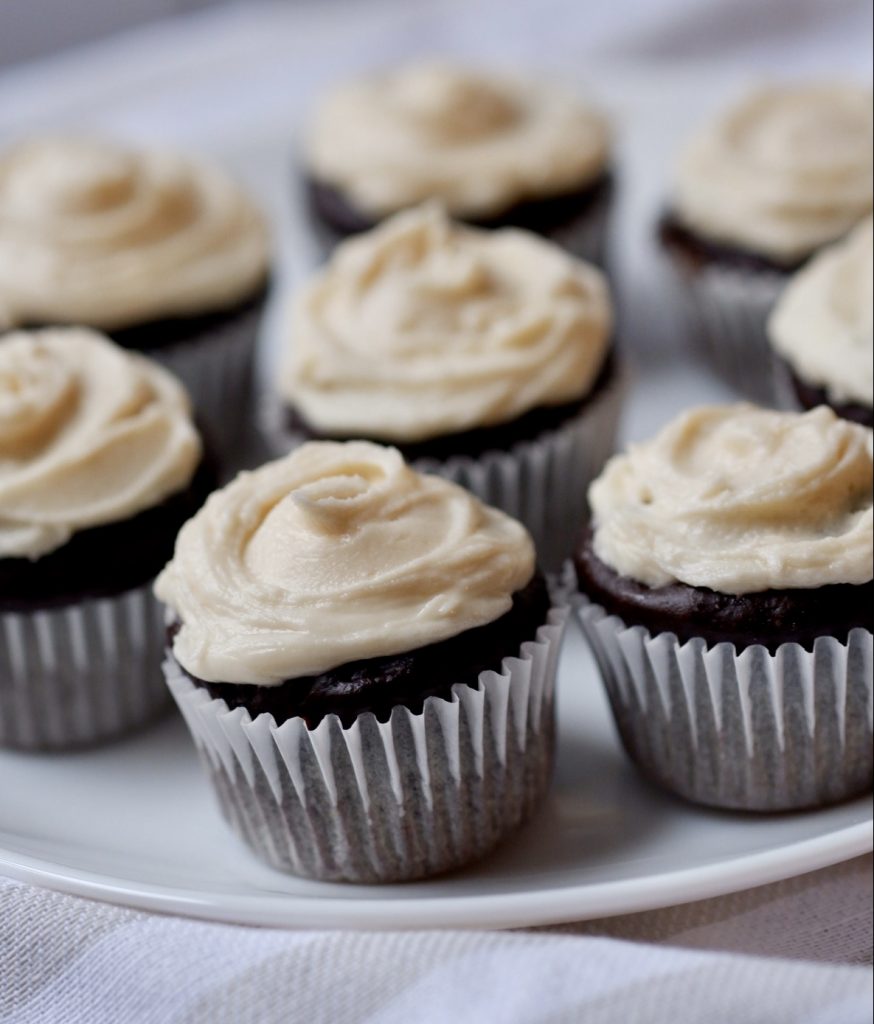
top-left (0, 138), bottom-right (269, 331)
top-left (673, 83), bottom-right (873, 263)
top-left (770, 217), bottom-right (873, 408)
top-left (281, 204), bottom-right (612, 442)
top-left (155, 441), bottom-right (536, 684)
top-left (590, 404), bottom-right (873, 594)
top-left (306, 62), bottom-right (611, 219)
top-left (0, 328), bottom-right (202, 559)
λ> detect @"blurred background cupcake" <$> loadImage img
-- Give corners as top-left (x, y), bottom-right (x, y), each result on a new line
top-left (0, 327), bottom-right (209, 750)
top-left (302, 60), bottom-right (614, 265)
top-left (157, 440), bottom-right (565, 883)
top-left (769, 216), bottom-right (873, 428)
top-left (0, 137), bottom-right (271, 466)
top-left (570, 403), bottom-right (873, 812)
top-left (658, 82), bottom-right (873, 402)
top-left (264, 203), bottom-right (624, 569)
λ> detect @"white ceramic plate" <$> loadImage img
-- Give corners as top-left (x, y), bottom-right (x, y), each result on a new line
top-left (1, 626), bottom-right (870, 930)
top-left (0, 50), bottom-right (870, 930)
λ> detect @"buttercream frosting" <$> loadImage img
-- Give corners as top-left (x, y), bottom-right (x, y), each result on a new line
top-left (155, 441), bottom-right (536, 684)
top-left (0, 138), bottom-right (269, 331)
top-left (770, 217), bottom-right (873, 408)
top-left (306, 62), bottom-right (610, 219)
top-left (672, 83), bottom-right (873, 263)
top-left (0, 328), bottom-right (202, 560)
top-left (589, 404), bottom-right (873, 595)
top-left (282, 204), bottom-right (612, 442)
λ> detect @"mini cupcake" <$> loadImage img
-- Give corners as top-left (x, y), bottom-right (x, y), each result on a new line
top-left (264, 204), bottom-right (623, 569)
top-left (0, 138), bottom-right (270, 463)
top-left (659, 84), bottom-right (873, 401)
top-left (303, 61), bottom-right (613, 264)
top-left (0, 328), bottom-right (208, 750)
top-left (569, 404), bottom-right (873, 812)
top-left (770, 217), bottom-right (873, 428)
top-left (156, 441), bottom-right (565, 883)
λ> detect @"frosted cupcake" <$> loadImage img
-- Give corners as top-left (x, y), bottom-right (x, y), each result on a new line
top-left (570, 404), bottom-right (873, 811)
top-left (659, 84), bottom-right (873, 401)
top-left (157, 441), bottom-right (565, 883)
top-left (265, 204), bottom-right (622, 568)
top-left (303, 62), bottom-right (613, 264)
top-left (770, 217), bottom-right (873, 428)
top-left (0, 138), bottom-right (270, 462)
top-left (0, 328), bottom-right (207, 750)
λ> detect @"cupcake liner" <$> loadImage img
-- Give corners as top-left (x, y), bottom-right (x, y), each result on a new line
top-left (0, 584), bottom-right (168, 751)
top-left (261, 364), bottom-right (626, 571)
top-left (150, 297), bottom-right (265, 473)
top-left (543, 184), bottom-right (614, 269)
top-left (164, 607), bottom-right (567, 884)
top-left (566, 573), bottom-right (873, 812)
top-left (665, 256), bottom-right (788, 404)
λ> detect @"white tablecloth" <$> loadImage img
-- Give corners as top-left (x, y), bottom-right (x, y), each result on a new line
top-left (0, 3), bottom-right (872, 1021)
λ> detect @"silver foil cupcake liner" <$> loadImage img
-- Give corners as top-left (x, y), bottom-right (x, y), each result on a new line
top-left (261, 365), bottom-right (626, 571)
top-left (0, 584), bottom-right (168, 751)
top-left (164, 608), bottom-right (567, 884)
top-left (665, 258), bottom-right (788, 405)
top-left (152, 299), bottom-right (265, 473)
top-left (567, 577), bottom-right (873, 812)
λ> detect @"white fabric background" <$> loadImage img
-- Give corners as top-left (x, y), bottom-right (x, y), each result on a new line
top-left (0, 2), bottom-right (871, 1021)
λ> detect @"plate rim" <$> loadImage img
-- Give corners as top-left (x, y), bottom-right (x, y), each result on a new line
top-left (1, 817), bottom-right (870, 930)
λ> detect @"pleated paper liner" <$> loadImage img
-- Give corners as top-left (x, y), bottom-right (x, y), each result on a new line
top-left (152, 297), bottom-right (265, 474)
top-left (564, 569), bottom-right (873, 812)
top-left (663, 256), bottom-right (787, 405)
top-left (0, 583), bottom-right (168, 751)
top-left (165, 607), bottom-right (567, 884)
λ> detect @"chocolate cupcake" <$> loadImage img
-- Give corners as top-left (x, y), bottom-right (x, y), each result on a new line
top-left (156, 441), bottom-right (565, 883)
top-left (659, 84), bottom-right (873, 402)
top-left (0, 138), bottom-right (270, 464)
top-left (303, 62), bottom-right (613, 264)
top-left (264, 204), bottom-right (623, 568)
top-left (0, 328), bottom-right (208, 750)
top-left (568, 404), bottom-right (873, 812)
top-left (770, 217), bottom-right (873, 428)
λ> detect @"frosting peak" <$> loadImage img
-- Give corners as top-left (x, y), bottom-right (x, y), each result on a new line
top-left (590, 405), bottom-right (873, 595)
top-left (155, 441), bottom-right (536, 684)
top-left (0, 328), bottom-right (202, 560)
top-left (673, 83), bottom-right (873, 262)
top-left (306, 63), bottom-right (610, 219)
top-left (282, 204), bottom-right (612, 442)
top-left (0, 138), bottom-right (269, 331)
top-left (770, 217), bottom-right (873, 407)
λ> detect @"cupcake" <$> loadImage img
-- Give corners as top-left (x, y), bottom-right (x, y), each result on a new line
top-left (264, 204), bottom-right (623, 569)
top-left (0, 138), bottom-right (270, 463)
top-left (0, 328), bottom-right (208, 750)
top-left (303, 61), bottom-right (613, 264)
top-left (156, 441), bottom-right (565, 883)
top-left (659, 84), bottom-right (873, 401)
top-left (770, 217), bottom-right (873, 428)
top-left (569, 404), bottom-right (873, 812)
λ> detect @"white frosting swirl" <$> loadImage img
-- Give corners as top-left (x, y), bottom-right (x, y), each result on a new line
top-left (590, 405), bottom-right (873, 595)
top-left (0, 138), bottom-right (269, 331)
top-left (306, 63), bottom-right (611, 219)
top-left (673, 83), bottom-right (873, 262)
top-left (770, 217), bottom-right (873, 408)
top-left (0, 328), bottom-right (202, 560)
top-left (281, 205), bottom-right (612, 442)
top-left (155, 441), bottom-right (536, 684)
